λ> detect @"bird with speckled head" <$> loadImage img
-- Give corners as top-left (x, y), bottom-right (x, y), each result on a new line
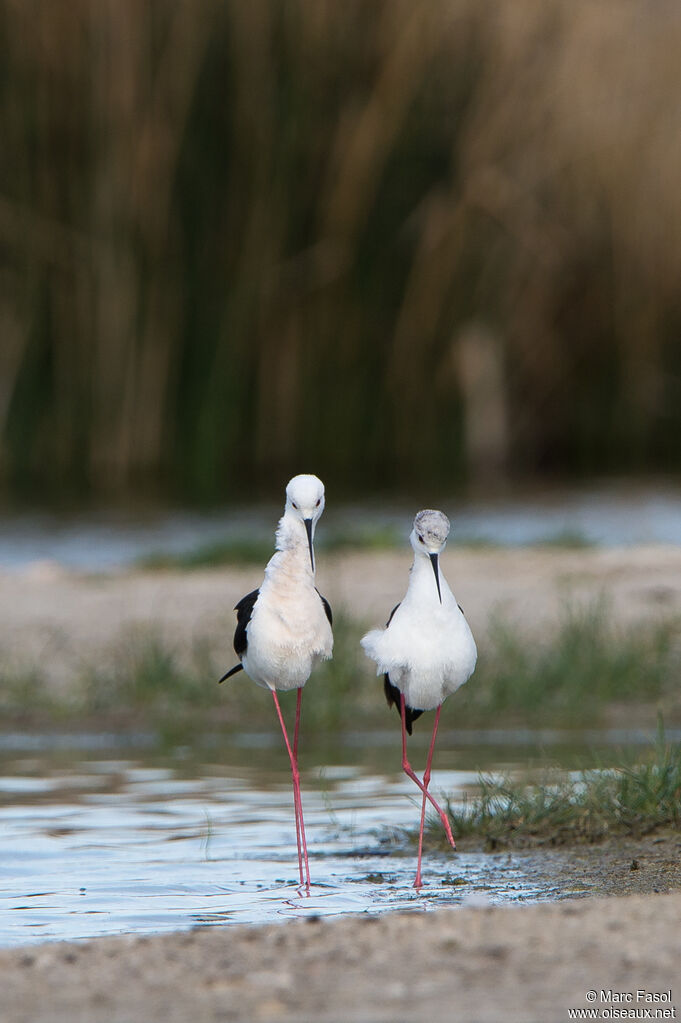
top-left (361, 509), bottom-right (477, 887)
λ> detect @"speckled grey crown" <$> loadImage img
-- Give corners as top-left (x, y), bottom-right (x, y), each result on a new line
top-left (414, 509), bottom-right (450, 545)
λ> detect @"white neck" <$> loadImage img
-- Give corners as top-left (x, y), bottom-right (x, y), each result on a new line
top-left (408, 550), bottom-right (446, 604)
top-left (270, 511), bottom-right (315, 578)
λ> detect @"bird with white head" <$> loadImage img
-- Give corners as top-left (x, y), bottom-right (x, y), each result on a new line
top-left (218, 474), bottom-right (333, 889)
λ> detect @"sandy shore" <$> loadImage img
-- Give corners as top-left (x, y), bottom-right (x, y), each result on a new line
top-left (2, 544), bottom-right (680, 1020)
top-left (2, 547), bottom-right (680, 1019)
top-left (2, 544), bottom-right (681, 692)
top-left (2, 892), bottom-right (679, 1022)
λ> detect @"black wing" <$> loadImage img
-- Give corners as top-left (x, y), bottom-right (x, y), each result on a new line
top-left (218, 588), bottom-right (259, 684)
top-left (386, 603), bottom-right (400, 627)
top-left (234, 588), bottom-right (259, 656)
top-left (383, 674), bottom-right (423, 736)
top-left (316, 588), bottom-right (333, 626)
top-left (382, 602), bottom-right (422, 734)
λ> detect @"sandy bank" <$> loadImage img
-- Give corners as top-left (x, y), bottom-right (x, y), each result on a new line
top-left (1, 545), bottom-right (680, 692)
top-left (1, 892), bottom-right (680, 1022)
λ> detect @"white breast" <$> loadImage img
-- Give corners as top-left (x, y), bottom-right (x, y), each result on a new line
top-left (361, 581), bottom-right (477, 711)
top-left (242, 549), bottom-right (333, 691)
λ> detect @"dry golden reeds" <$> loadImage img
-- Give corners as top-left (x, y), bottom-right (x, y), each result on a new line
top-left (0, 0), bottom-right (680, 500)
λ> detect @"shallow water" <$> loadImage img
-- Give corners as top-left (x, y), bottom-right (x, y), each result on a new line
top-left (0, 729), bottom-right (664, 948)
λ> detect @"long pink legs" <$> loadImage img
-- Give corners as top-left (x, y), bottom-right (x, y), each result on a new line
top-left (400, 694), bottom-right (455, 888)
top-left (272, 688), bottom-right (310, 891)
top-left (414, 705), bottom-right (444, 888)
top-left (293, 688), bottom-right (310, 887)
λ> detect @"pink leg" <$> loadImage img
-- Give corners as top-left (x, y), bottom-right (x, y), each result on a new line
top-left (271, 689), bottom-right (311, 891)
top-left (293, 686), bottom-right (302, 760)
top-left (293, 687), bottom-right (310, 888)
top-left (291, 702), bottom-right (304, 887)
top-left (414, 705), bottom-right (442, 888)
top-left (282, 688), bottom-right (304, 886)
top-left (400, 694), bottom-right (456, 851)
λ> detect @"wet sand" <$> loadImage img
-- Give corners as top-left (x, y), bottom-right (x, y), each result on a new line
top-left (2, 888), bottom-right (680, 1022)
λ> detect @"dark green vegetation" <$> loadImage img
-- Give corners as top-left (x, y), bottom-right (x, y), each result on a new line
top-left (439, 726), bottom-right (681, 849)
top-left (138, 540), bottom-right (279, 572)
top-left (2, 1), bottom-right (681, 501)
top-left (0, 614), bottom-right (370, 742)
top-left (1, 605), bottom-right (678, 742)
top-left (456, 601), bottom-right (679, 725)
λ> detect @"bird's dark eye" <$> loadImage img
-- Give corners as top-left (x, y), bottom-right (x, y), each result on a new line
top-left (315, 499), bottom-right (320, 508)
top-left (418, 534), bottom-right (425, 543)
top-left (292, 501), bottom-right (298, 510)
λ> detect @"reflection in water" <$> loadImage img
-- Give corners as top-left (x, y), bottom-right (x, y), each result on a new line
top-left (0, 738), bottom-right (558, 947)
top-left (0, 729), bottom-right (658, 947)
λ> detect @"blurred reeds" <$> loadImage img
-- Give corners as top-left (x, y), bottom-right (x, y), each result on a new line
top-left (2, 0), bottom-right (681, 501)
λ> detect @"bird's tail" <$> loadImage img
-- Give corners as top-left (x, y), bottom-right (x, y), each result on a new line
top-left (218, 663), bottom-right (243, 684)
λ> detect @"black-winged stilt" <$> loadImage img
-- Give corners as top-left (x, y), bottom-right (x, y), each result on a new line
top-left (361, 510), bottom-right (477, 888)
top-left (218, 474), bottom-right (333, 890)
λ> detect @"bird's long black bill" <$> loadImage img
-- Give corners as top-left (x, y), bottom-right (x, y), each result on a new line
top-left (304, 518), bottom-right (315, 572)
top-left (429, 552), bottom-right (442, 603)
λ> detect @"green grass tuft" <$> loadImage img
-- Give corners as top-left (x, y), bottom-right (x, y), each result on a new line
top-left (440, 725), bottom-right (681, 849)
top-left (0, 660), bottom-right (55, 719)
top-left (79, 629), bottom-right (217, 714)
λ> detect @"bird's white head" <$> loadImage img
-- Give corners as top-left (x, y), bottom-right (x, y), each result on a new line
top-left (283, 474), bottom-right (326, 570)
top-left (410, 509), bottom-right (450, 603)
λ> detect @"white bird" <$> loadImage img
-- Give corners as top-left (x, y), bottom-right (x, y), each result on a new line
top-left (361, 509), bottom-right (477, 888)
top-left (218, 474), bottom-right (333, 890)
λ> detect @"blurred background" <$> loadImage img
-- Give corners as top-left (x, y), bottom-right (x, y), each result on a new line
top-left (0, 0), bottom-right (680, 736)
top-left (2, 2), bottom-right (681, 943)
top-left (2, 0), bottom-right (681, 507)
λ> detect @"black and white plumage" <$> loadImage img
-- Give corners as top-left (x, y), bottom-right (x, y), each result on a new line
top-left (219, 584), bottom-right (332, 684)
top-left (381, 602), bottom-right (423, 735)
top-left (218, 474), bottom-right (333, 889)
top-left (218, 589), bottom-right (259, 681)
top-left (219, 478), bottom-right (333, 688)
top-left (361, 509), bottom-right (477, 887)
